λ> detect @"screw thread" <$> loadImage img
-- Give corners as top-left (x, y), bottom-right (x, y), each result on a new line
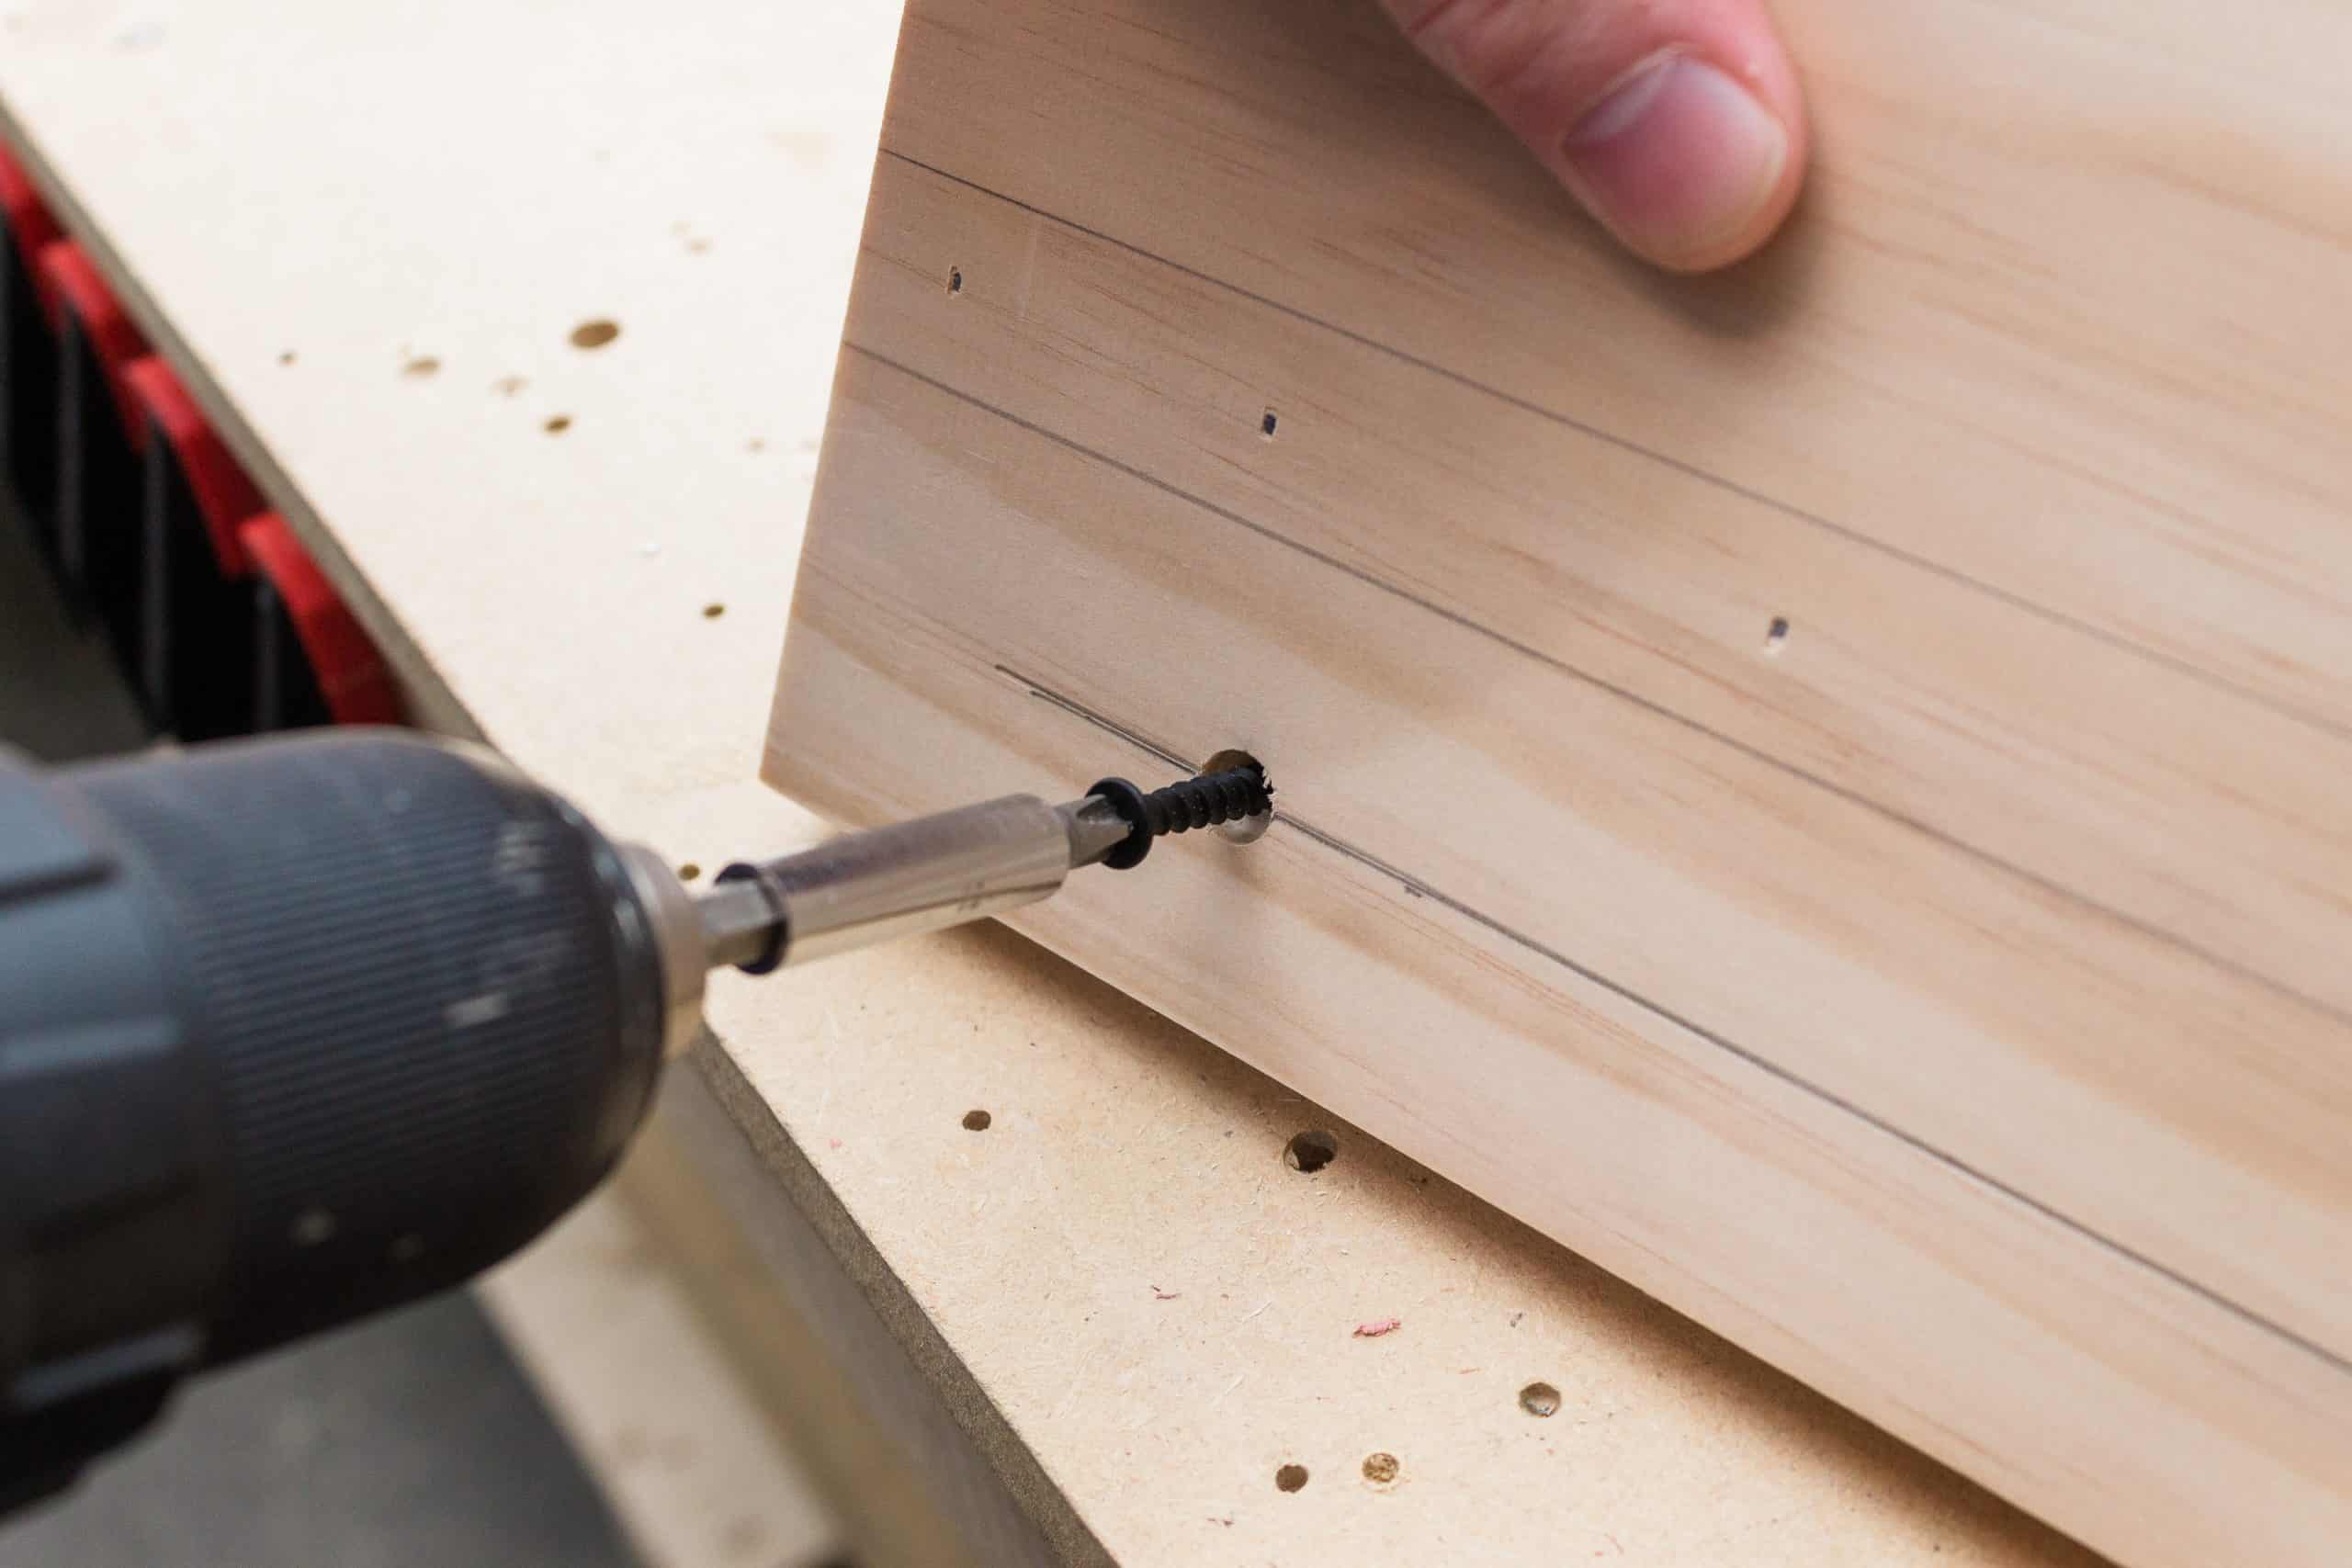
top-left (1136, 766), bottom-right (1271, 838)
top-left (1087, 763), bottom-right (1272, 870)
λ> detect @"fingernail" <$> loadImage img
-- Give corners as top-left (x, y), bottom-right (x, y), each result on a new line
top-left (1562, 53), bottom-right (1788, 268)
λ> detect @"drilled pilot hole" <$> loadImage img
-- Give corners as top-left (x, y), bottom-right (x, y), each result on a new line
top-left (1261, 408), bottom-right (1279, 438)
top-left (947, 265), bottom-right (964, 295)
top-left (1284, 1129), bottom-right (1337, 1173)
top-left (1520, 1382), bottom-right (1562, 1417)
top-left (1199, 747), bottom-right (1273, 844)
top-left (1275, 1463), bottom-right (1309, 1493)
top-left (1765, 616), bottom-right (1791, 653)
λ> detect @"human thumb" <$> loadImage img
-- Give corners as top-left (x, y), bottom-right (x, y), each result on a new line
top-left (1379, 0), bottom-right (1808, 272)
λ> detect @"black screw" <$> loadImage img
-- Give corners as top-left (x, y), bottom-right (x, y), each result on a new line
top-left (1089, 764), bottom-right (1272, 871)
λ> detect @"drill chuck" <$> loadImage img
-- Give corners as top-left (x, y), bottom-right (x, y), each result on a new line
top-left (0, 730), bottom-right (676, 1504)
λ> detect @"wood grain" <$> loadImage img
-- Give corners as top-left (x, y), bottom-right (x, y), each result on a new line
top-left (774, 0), bottom-right (2352, 1560)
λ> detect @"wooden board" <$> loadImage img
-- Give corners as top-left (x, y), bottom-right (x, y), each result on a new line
top-left (768, 2), bottom-right (2352, 1562)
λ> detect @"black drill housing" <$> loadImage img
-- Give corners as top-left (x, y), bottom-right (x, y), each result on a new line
top-left (0, 730), bottom-right (669, 1508)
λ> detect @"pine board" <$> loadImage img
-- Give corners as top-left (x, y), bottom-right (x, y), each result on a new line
top-left (768, 2), bottom-right (2352, 1562)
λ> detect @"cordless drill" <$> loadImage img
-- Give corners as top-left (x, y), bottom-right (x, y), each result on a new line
top-left (0, 727), bottom-right (1270, 1508)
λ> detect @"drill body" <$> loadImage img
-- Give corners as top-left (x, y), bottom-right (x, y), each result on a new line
top-left (0, 732), bottom-right (673, 1506)
top-left (0, 727), bottom-right (1271, 1507)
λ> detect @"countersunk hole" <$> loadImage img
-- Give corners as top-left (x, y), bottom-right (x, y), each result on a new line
top-left (677, 863), bottom-right (703, 882)
top-left (1261, 408), bottom-right (1279, 438)
top-left (947, 266), bottom-right (963, 295)
top-left (570, 318), bottom-right (621, 350)
top-left (962, 1109), bottom-right (992, 1131)
top-left (1283, 1129), bottom-right (1337, 1173)
top-left (1199, 747), bottom-right (1273, 845)
top-left (544, 414), bottom-right (572, 434)
top-left (1274, 1463), bottom-right (1309, 1493)
top-left (702, 602), bottom-right (726, 619)
top-left (1519, 1382), bottom-right (1562, 1417)
top-left (1765, 616), bottom-right (1791, 653)
top-left (1362, 1452), bottom-right (1399, 1485)
top-left (401, 355), bottom-right (440, 378)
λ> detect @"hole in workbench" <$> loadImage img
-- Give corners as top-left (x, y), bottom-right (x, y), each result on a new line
top-left (1284, 1129), bottom-right (1337, 1173)
top-left (570, 318), bottom-right (621, 350)
top-left (947, 265), bottom-right (963, 295)
top-left (1362, 1452), bottom-right (1400, 1485)
top-left (1274, 1464), bottom-right (1309, 1493)
top-left (702, 602), bottom-right (726, 619)
top-left (962, 1109), bottom-right (992, 1131)
top-left (1764, 615), bottom-right (1791, 653)
top-left (544, 414), bottom-right (572, 434)
top-left (1519, 1382), bottom-right (1561, 1417)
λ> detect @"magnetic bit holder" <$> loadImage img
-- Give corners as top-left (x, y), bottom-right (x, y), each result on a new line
top-left (699, 757), bottom-right (1273, 976)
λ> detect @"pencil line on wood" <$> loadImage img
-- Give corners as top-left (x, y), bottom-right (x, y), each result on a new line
top-left (859, 343), bottom-right (2348, 1030)
top-left (876, 146), bottom-right (2352, 747)
top-left (993, 660), bottom-right (2350, 1378)
top-left (998, 665), bottom-right (1196, 773)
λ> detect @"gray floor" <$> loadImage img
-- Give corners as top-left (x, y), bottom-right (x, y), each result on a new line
top-left (0, 502), bottom-right (640, 1567)
top-left (0, 1300), bottom-right (639, 1568)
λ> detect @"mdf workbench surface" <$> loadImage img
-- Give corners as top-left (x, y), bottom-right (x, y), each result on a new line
top-left (3, 2), bottom-right (2091, 1562)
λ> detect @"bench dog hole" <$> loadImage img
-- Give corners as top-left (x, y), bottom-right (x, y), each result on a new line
top-left (1284, 1129), bottom-right (1337, 1173)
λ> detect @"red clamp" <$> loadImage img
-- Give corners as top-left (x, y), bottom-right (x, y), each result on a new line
top-left (123, 356), bottom-right (262, 577)
top-left (38, 241), bottom-right (150, 441)
top-left (0, 142), bottom-right (63, 312)
top-left (236, 513), bottom-right (404, 726)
